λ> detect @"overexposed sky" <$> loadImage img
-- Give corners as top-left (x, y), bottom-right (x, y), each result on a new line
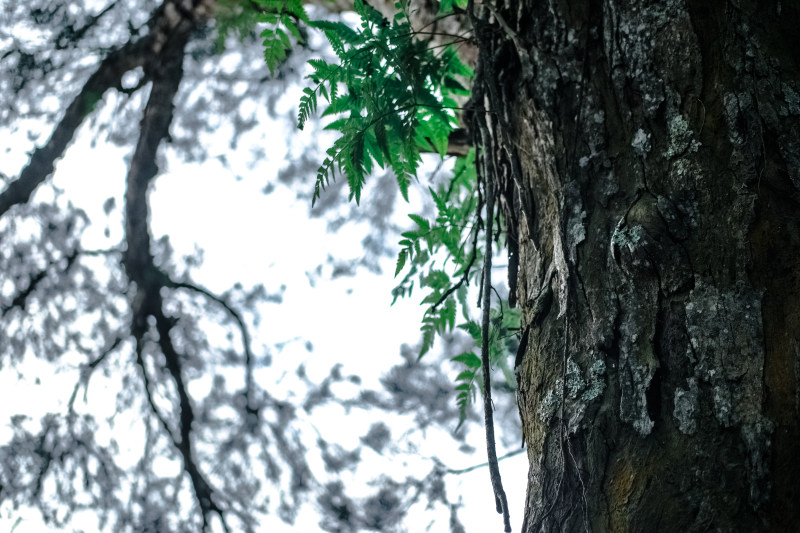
top-left (0, 21), bottom-right (527, 533)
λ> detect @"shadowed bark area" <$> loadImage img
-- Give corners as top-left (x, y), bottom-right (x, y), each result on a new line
top-left (468, 0), bottom-right (800, 530)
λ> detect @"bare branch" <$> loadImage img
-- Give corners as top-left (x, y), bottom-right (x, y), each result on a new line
top-left (166, 279), bottom-right (257, 413)
top-left (0, 0), bottom-right (218, 220)
top-left (134, 339), bottom-right (179, 446)
top-left (436, 448), bottom-right (525, 475)
top-left (2, 250), bottom-right (78, 317)
top-left (120, 3), bottom-right (232, 530)
top-left (0, 39), bottom-right (151, 219)
top-left (68, 336), bottom-right (125, 412)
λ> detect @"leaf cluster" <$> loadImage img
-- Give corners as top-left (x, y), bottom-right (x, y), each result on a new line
top-left (216, 0), bottom-right (309, 73)
top-left (390, 152), bottom-right (517, 426)
top-left (451, 305), bottom-right (519, 427)
top-left (297, 0), bottom-right (472, 205)
top-left (391, 151), bottom-right (478, 355)
top-left (257, 0), bottom-right (308, 73)
top-left (289, 0), bottom-right (513, 427)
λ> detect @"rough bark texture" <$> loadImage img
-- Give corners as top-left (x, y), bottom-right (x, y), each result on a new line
top-left (475, 0), bottom-right (800, 530)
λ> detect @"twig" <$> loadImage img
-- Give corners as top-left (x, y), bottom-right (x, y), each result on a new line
top-left (442, 448), bottom-right (525, 475)
top-left (68, 336), bottom-right (124, 412)
top-left (2, 250), bottom-right (78, 317)
top-left (166, 279), bottom-right (257, 413)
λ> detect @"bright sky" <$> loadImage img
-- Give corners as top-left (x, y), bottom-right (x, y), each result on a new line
top-left (0, 25), bottom-right (528, 533)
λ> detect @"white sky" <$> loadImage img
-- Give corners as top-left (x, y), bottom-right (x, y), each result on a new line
top-left (0, 32), bottom-right (528, 533)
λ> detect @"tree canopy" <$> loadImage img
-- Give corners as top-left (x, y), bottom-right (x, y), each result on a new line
top-left (0, 1), bottom-right (523, 531)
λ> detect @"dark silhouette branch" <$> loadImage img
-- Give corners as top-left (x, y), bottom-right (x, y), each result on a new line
top-left (135, 340), bottom-right (179, 445)
top-left (2, 250), bottom-right (78, 317)
top-left (68, 335), bottom-right (124, 412)
top-left (0, 0), bottom-right (220, 221)
top-left (0, 39), bottom-right (151, 219)
top-left (121, 3), bottom-right (231, 531)
top-left (166, 279), bottom-right (259, 417)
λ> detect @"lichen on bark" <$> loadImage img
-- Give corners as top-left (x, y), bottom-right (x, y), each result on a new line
top-left (477, 0), bottom-right (800, 530)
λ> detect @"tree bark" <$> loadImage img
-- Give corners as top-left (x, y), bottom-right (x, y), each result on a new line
top-left (475, 0), bottom-right (800, 530)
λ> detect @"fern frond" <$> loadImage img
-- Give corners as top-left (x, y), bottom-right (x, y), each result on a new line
top-left (310, 20), bottom-right (360, 43)
top-left (262, 29), bottom-right (288, 74)
top-left (353, 0), bottom-right (385, 26)
top-left (345, 131), bottom-right (366, 204)
top-left (297, 87), bottom-right (317, 130)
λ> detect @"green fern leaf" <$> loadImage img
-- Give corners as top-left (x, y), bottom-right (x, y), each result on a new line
top-left (310, 20), bottom-right (360, 43)
top-left (453, 352), bottom-right (481, 369)
top-left (455, 369), bottom-right (475, 382)
top-left (419, 325), bottom-right (435, 357)
top-left (395, 249), bottom-right (408, 277)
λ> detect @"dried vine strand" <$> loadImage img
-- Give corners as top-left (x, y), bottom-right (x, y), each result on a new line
top-left (467, 0), bottom-right (512, 530)
top-left (480, 167), bottom-right (512, 532)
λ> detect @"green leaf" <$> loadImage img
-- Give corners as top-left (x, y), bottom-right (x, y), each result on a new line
top-left (309, 20), bottom-right (360, 43)
top-left (259, 13), bottom-right (279, 24)
top-left (419, 327), bottom-right (435, 357)
top-left (374, 118), bottom-right (391, 162)
top-left (455, 369), bottom-right (474, 382)
top-left (408, 214), bottom-right (429, 233)
top-left (459, 320), bottom-right (482, 341)
top-left (287, 1), bottom-right (489, 404)
top-left (442, 296), bottom-right (456, 330)
top-left (452, 352), bottom-right (481, 368)
top-left (395, 249), bottom-right (407, 277)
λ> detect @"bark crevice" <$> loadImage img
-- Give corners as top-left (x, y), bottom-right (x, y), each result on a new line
top-left (484, 0), bottom-right (800, 530)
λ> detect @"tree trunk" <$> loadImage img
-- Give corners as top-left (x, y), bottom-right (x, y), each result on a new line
top-left (478, 0), bottom-right (800, 530)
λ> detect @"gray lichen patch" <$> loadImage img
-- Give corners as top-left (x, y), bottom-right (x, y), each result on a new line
top-left (536, 356), bottom-right (607, 432)
top-left (684, 280), bottom-right (773, 505)
top-left (616, 282), bottom-right (659, 436)
top-left (619, 355), bottom-right (656, 436)
top-left (565, 358), bottom-right (585, 398)
top-left (684, 281), bottom-right (765, 427)
top-left (611, 213), bottom-right (661, 436)
top-left (538, 378), bottom-right (562, 424)
top-left (779, 82), bottom-right (800, 116)
top-left (565, 355), bottom-right (607, 433)
top-left (602, 1), bottom-right (699, 121)
top-left (672, 378), bottom-right (698, 435)
top-left (581, 359), bottom-right (606, 403)
top-left (536, 354), bottom-right (606, 434)
top-left (664, 114), bottom-right (700, 158)
top-left (631, 128), bottom-right (651, 156)
top-left (723, 92), bottom-right (750, 147)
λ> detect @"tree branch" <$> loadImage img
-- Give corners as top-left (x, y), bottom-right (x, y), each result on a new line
top-left (470, 2), bottom-right (511, 528)
top-left (166, 279), bottom-right (258, 416)
top-left (0, 0), bottom-right (220, 221)
top-left (120, 3), bottom-right (231, 531)
top-left (436, 448), bottom-right (525, 475)
top-left (2, 250), bottom-right (78, 317)
top-left (68, 336), bottom-right (124, 413)
top-left (0, 38), bottom-right (151, 219)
